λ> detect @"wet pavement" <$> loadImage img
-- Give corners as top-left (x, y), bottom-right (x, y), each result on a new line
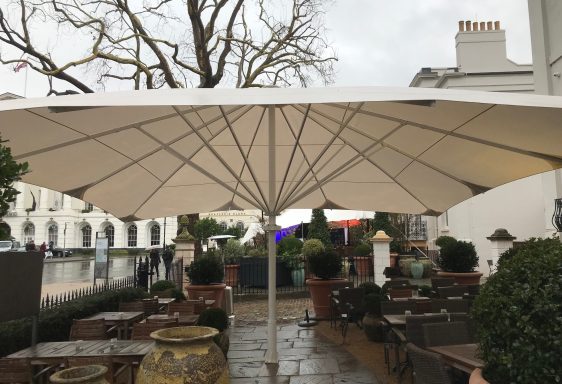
top-left (228, 324), bottom-right (380, 384)
top-left (42, 255), bottom-right (140, 284)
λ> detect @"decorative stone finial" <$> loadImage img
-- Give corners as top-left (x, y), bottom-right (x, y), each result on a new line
top-left (173, 215), bottom-right (195, 242)
top-left (486, 228), bottom-right (516, 241)
top-left (369, 230), bottom-right (392, 243)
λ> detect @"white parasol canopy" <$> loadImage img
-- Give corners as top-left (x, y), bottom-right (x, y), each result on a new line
top-left (2, 86), bottom-right (562, 362)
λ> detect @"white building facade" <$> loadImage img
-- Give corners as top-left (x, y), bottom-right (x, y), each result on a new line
top-left (411, 18), bottom-right (561, 274)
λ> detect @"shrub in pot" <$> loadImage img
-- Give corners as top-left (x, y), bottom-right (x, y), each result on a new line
top-left (185, 255), bottom-right (226, 307)
top-left (150, 280), bottom-right (177, 297)
top-left (304, 239), bottom-right (344, 318)
top-left (437, 238), bottom-right (482, 285)
top-left (222, 239), bottom-right (243, 287)
top-left (197, 307), bottom-right (230, 356)
top-left (471, 238), bottom-right (562, 384)
top-left (280, 252), bottom-right (305, 287)
top-left (353, 242), bottom-right (372, 277)
top-left (360, 285), bottom-right (388, 342)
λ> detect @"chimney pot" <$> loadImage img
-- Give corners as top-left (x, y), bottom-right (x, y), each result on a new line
top-left (473, 22), bottom-right (479, 31)
top-left (458, 20), bottom-right (465, 32)
top-left (480, 22), bottom-right (486, 31)
top-left (487, 21), bottom-right (493, 30)
top-left (466, 20), bottom-right (472, 31)
top-left (494, 21), bottom-right (500, 30)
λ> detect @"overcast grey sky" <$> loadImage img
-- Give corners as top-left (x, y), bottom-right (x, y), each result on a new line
top-left (0, 0), bottom-right (531, 97)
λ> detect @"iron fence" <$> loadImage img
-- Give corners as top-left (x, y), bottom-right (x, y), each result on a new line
top-left (40, 276), bottom-right (135, 310)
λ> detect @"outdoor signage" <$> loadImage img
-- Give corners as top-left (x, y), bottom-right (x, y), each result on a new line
top-left (94, 234), bottom-right (109, 284)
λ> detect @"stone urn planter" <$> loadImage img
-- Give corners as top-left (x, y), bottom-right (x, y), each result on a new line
top-left (50, 365), bottom-right (109, 384)
top-left (436, 271), bottom-right (483, 285)
top-left (136, 326), bottom-right (229, 384)
top-left (410, 260), bottom-right (424, 279)
top-left (186, 283), bottom-right (226, 308)
top-left (353, 256), bottom-right (371, 277)
top-left (291, 268), bottom-right (305, 287)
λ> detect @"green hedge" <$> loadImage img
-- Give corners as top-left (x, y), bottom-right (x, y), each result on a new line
top-left (0, 287), bottom-right (148, 357)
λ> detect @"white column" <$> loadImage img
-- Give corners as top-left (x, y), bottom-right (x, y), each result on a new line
top-left (486, 228), bottom-right (515, 272)
top-left (370, 230), bottom-right (392, 287)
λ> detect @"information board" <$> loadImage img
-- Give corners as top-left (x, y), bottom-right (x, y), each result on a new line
top-left (94, 236), bottom-right (109, 282)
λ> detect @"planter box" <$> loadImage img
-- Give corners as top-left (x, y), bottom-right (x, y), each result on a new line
top-left (437, 271), bottom-right (483, 285)
top-left (239, 258), bottom-right (292, 288)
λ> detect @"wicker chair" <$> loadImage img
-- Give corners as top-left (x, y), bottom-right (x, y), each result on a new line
top-left (167, 301), bottom-right (199, 316)
top-left (430, 299), bottom-right (469, 314)
top-left (404, 314), bottom-right (449, 348)
top-left (449, 313), bottom-right (476, 341)
top-left (431, 278), bottom-right (456, 291)
top-left (437, 285), bottom-right (469, 299)
top-left (388, 286), bottom-right (416, 300)
top-left (0, 358), bottom-right (32, 384)
top-left (381, 300), bottom-right (415, 315)
top-left (406, 343), bottom-right (453, 384)
top-left (380, 300), bottom-right (415, 375)
top-left (118, 301), bottom-right (144, 312)
top-left (66, 356), bottom-right (130, 384)
top-left (69, 319), bottom-right (109, 341)
top-left (329, 281), bottom-right (353, 328)
top-left (141, 299), bottom-right (160, 315)
top-left (413, 299), bottom-right (432, 314)
top-left (333, 287), bottom-right (365, 341)
top-left (422, 321), bottom-right (471, 347)
top-left (131, 321), bottom-right (176, 340)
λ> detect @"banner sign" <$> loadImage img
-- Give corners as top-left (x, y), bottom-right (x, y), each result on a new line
top-left (94, 236), bottom-right (109, 282)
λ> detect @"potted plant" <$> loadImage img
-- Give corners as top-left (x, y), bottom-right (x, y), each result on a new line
top-left (197, 307), bottom-right (230, 356)
top-left (185, 254), bottom-right (226, 308)
top-left (470, 238), bottom-right (561, 384)
top-left (221, 239), bottom-right (244, 287)
top-left (304, 239), bottom-right (344, 319)
top-left (280, 252), bottom-right (305, 287)
top-left (359, 282), bottom-right (388, 342)
top-left (150, 280), bottom-right (186, 300)
top-left (353, 242), bottom-right (372, 277)
top-left (436, 236), bottom-right (482, 285)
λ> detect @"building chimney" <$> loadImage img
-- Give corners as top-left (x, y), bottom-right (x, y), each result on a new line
top-left (466, 20), bottom-right (472, 31)
top-left (494, 21), bottom-right (500, 30)
top-left (487, 21), bottom-right (493, 30)
top-left (458, 20), bottom-right (465, 32)
top-left (480, 22), bottom-right (486, 31)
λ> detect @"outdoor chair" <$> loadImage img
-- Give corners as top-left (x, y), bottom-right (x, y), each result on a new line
top-left (422, 321), bottom-right (471, 347)
top-left (168, 301), bottom-right (199, 317)
top-left (388, 285), bottom-right (418, 300)
top-left (131, 321), bottom-right (176, 340)
top-left (0, 358), bottom-right (32, 384)
top-left (431, 299), bottom-right (469, 314)
top-left (449, 313), bottom-right (476, 341)
top-left (380, 300), bottom-right (416, 375)
top-left (406, 343), bottom-right (453, 384)
top-left (66, 356), bottom-right (131, 384)
top-left (431, 278), bottom-right (456, 291)
top-left (437, 285), bottom-right (469, 299)
top-left (402, 314), bottom-right (449, 348)
top-left (413, 299), bottom-right (432, 314)
top-left (69, 319), bottom-right (111, 341)
top-left (141, 298), bottom-right (160, 315)
top-left (329, 281), bottom-right (353, 328)
top-left (118, 301), bottom-right (144, 313)
top-left (332, 287), bottom-right (365, 342)
top-left (381, 300), bottom-right (415, 315)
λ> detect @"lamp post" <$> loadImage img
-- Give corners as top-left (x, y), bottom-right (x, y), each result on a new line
top-left (62, 222), bottom-right (67, 257)
top-left (552, 198), bottom-right (562, 241)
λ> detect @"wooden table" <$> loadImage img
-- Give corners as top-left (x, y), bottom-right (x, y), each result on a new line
top-left (427, 343), bottom-right (484, 374)
top-left (146, 314), bottom-right (198, 326)
top-left (155, 297), bottom-right (176, 312)
top-left (84, 312), bottom-right (144, 339)
top-left (7, 340), bottom-right (154, 364)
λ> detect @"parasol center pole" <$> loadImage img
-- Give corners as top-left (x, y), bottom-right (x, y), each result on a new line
top-left (265, 105), bottom-right (279, 364)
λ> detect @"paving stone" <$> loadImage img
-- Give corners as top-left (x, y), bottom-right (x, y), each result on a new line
top-left (288, 374), bottom-right (334, 384)
top-left (230, 361), bottom-right (263, 378)
top-left (334, 370), bottom-right (380, 384)
top-left (299, 358), bottom-right (340, 375)
top-left (242, 332), bottom-right (269, 340)
top-left (230, 376), bottom-right (291, 384)
top-left (260, 341), bottom-right (294, 350)
top-left (231, 343), bottom-right (264, 351)
top-left (228, 357), bottom-right (266, 364)
top-left (228, 349), bottom-right (267, 360)
top-left (278, 347), bottom-right (315, 356)
top-left (258, 361), bottom-right (300, 377)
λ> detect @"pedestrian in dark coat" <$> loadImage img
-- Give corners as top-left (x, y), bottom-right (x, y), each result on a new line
top-left (149, 248), bottom-right (161, 278)
top-left (162, 246), bottom-right (174, 280)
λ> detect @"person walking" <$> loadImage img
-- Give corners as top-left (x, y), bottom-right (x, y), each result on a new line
top-left (162, 245), bottom-right (174, 280)
top-left (149, 248), bottom-right (161, 278)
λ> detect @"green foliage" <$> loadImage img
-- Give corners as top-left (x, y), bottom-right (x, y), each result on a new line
top-left (308, 248), bottom-right (342, 279)
top-left (438, 240), bottom-right (479, 273)
top-left (150, 280), bottom-right (176, 292)
top-left (187, 255), bottom-right (224, 284)
top-left (307, 209), bottom-right (332, 249)
top-left (0, 137), bottom-right (29, 217)
top-left (194, 217), bottom-right (220, 242)
top-left (197, 308), bottom-right (229, 332)
top-left (362, 292), bottom-right (388, 317)
top-left (348, 225), bottom-right (366, 246)
top-left (221, 226), bottom-right (242, 238)
top-left (353, 242), bottom-right (371, 256)
top-left (221, 239), bottom-right (244, 264)
top-left (471, 238), bottom-right (562, 383)
top-left (280, 252), bottom-right (303, 271)
top-left (418, 285), bottom-right (432, 297)
top-left (0, 287), bottom-right (147, 357)
top-left (277, 235), bottom-right (303, 256)
top-left (246, 248), bottom-right (267, 258)
top-left (302, 239), bottom-right (325, 258)
top-left (435, 235), bottom-right (457, 249)
top-left (372, 212), bottom-right (393, 234)
top-left (497, 246), bottom-right (518, 270)
top-left (359, 282), bottom-right (382, 296)
top-left (169, 288), bottom-right (186, 301)
top-left (369, 212), bottom-right (404, 253)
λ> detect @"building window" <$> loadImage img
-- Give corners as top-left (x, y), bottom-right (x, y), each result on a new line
top-left (236, 221), bottom-right (245, 232)
top-left (105, 224), bottom-right (115, 247)
top-left (150, 224), bottom-right (160, 246)
top-left (82, 225), bottom-right (92, 247)
top-left (84, 202), bottom-right (93, 212)
top-left (23, 223), bottom-right (35, 243)
top-left (219, 221), bottom-right (227, 232)
top-left (48, 224), bottom-right (58, 246)
top-left (128, 225), bottom-right (137, 247)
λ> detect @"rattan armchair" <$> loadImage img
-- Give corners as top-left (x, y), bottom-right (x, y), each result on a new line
top-left (406, 343), bottom-right (453, 384)
top-left (131, 321), bottom-right (176, 340)
top-left (69, 319), bottom-right (111, 341)
top-left (430, 299), bottom-right (469, 314)
top-left (332, 287), bottom-right (365, 341)
top-left (422, 321), bottom-right (471, 347)
top-left (437, 285), bottom-right (469, 299)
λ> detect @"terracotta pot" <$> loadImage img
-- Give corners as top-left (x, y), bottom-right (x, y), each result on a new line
top-left (136, 326), bottom-right (229, 384)
top-left (354, 256), bottom-right (371, 277)
top-left (389, 253), bottom-right (399, 268)
top-left (185, 283), bottom-right (226, 308)
top-left (469, 368), bottom-right (490, 384)
top-left (437, 271), bottom-right (483, 285)
top-left (306, 278), bottom-right (347, 319)
top-left (224, 265), bottom-right (239, 287)
top-left (50, 365), bottom-right (109, 384)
